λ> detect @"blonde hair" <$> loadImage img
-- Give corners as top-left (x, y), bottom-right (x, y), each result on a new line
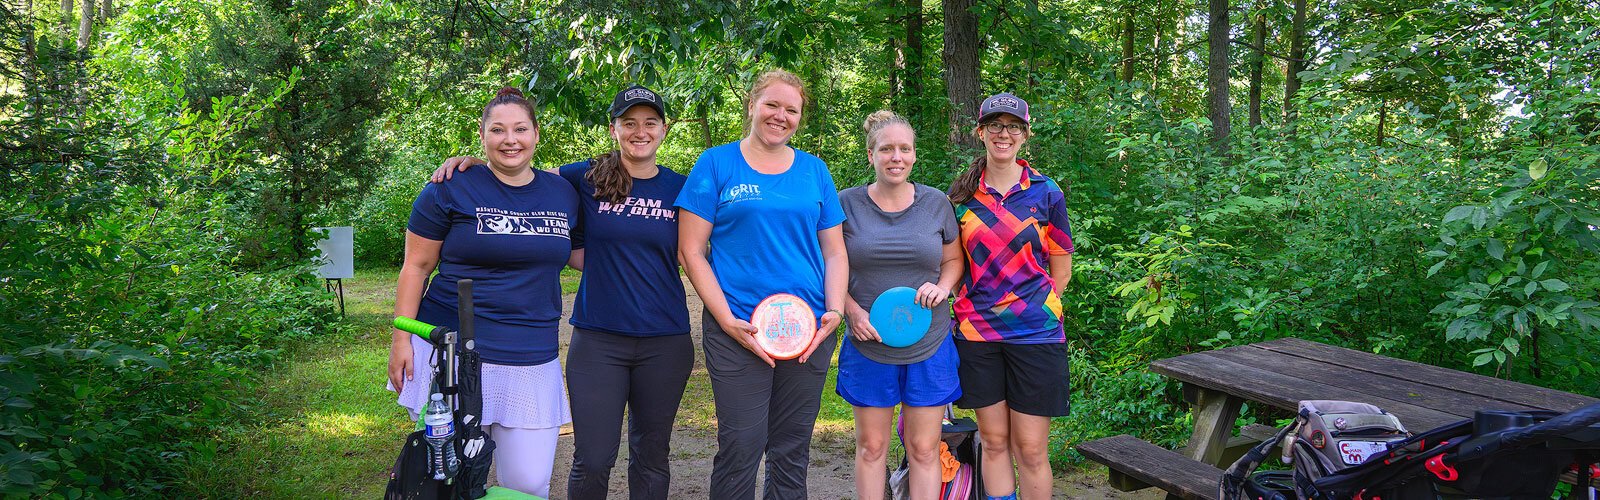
top-left (862, 110), bottom-right (913, 151)
top-left (743, 69), bottom-right (810, 133)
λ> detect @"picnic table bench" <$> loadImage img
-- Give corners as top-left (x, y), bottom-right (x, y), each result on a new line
top-left (1077, 337), bottom-right (1599, 500)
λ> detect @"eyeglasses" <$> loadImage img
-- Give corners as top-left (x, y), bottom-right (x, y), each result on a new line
top-left (983, 122), bottom-right (1026, 135)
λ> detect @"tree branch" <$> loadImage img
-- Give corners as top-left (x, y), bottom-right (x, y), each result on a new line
top-left (1231, 38), bottom-right (1302, 64)
top-left (1115, 38), bottom-right (1206, 66)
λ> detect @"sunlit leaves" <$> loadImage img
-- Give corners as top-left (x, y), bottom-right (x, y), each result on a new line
top-left (1528, 158), bottom-right (1547, 180)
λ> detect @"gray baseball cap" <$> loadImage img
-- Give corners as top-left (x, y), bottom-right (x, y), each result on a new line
top-left (978, 92), bottom-right (1030, 124)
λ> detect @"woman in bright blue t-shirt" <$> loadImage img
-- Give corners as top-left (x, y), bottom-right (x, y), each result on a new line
top-left (674, 69), bottom-right (848, 500)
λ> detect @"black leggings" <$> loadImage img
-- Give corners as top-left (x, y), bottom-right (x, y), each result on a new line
top-left (565, 328), bottom-right (693, 500)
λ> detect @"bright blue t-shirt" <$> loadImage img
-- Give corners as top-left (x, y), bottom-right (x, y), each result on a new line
top-left (407, 166), bottom-right (577, 366)
top-left (673, 142), bottom-right (846, 322)
top-left (557, 160), bottom-right (690, 337)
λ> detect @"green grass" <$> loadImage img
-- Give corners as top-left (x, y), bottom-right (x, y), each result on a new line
top-left (184, 266), bottom-right (579, 498)
top-left (186, 268), bottom-right (409, 498)
top-left (560, 268), bottom-right (580, 294)
top-left (184, 267), bottom-right (990, 497)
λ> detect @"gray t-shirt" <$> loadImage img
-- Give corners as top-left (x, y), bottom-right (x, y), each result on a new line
top-left (840, 183), bottom-right (960, 365)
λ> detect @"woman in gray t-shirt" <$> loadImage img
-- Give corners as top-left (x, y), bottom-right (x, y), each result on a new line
top-left (836, 110), bottom-right (964, 500)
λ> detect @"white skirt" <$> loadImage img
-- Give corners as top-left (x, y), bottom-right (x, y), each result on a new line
top-left (390, 336), bottom-right (571, 429)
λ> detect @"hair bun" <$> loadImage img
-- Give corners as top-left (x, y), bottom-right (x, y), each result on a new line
top-left (496, 86), bottom-right (525, 99)
top-left (862, 110), bottom-right (900, 133)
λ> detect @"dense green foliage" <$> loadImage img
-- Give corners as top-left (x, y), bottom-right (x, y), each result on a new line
top-left (3, 0), bottom-right (1597, 496)
top-left (2, 2), bottom-right (339, 496)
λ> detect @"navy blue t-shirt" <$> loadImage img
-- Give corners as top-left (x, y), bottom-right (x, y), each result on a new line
top-left (407, 166), bottom-right (577, 366)
top-left (558, 160), bottom-right (690, 337)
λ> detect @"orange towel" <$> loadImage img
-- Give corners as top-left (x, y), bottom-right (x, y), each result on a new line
top-left (939, 441), bottom-right (960, 483)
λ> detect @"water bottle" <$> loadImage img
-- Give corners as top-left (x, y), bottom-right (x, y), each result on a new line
top-left (423, 393), bottom-right (459, 480)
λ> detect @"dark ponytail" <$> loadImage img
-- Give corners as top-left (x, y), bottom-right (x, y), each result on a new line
top-left (585, 151), bottom-right (631, 204)
top-left (947, 156), bottom-right (987, 204)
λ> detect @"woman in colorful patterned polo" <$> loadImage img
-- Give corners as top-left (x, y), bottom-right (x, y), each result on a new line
top-left (946, 92), bottom-right (1074, 500)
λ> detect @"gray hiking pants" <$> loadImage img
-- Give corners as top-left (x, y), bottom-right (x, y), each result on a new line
top-left (701, 309), bottom-right (838, 500)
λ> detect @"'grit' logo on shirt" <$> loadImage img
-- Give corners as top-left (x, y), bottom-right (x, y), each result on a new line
top-left (725, 183), bottom-right (762, 204)
top-left (475, 208), bottom-right (570, 237)
top-left (597, 196), bottom-right (677, 220)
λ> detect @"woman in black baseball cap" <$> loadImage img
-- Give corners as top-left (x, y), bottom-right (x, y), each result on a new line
top-left (432, 85), bottom-right (693, 500)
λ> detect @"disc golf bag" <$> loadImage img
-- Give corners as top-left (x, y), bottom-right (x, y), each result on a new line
top-left (1285, 400), bottom-right (1431, 499)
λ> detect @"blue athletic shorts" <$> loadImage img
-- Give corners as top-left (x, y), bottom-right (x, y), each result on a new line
top-left (835, 334), bottom-right (962, 408)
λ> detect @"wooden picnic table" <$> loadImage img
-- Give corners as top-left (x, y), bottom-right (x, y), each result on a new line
top-left (1078, 337), bottom-right (1598, 500)
top-left (1152, 337), bottom-right (1597, 467)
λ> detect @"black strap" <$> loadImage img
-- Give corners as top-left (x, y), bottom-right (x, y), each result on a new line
top-left (456, 279), bottom-right (475, 343)
top-left (428, 342), bottom-right (447, 395)
top-left (1294, 469), bottom-right (1327, 500)
top-left (1569, 453), bottom-right (1596, 500)
top-left (1221, 423), bottom-right (1295, 499)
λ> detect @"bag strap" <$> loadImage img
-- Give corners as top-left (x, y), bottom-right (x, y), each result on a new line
top-left (1567, 452), bottom-right (1596, 500)
top-left (1220, 423), bottom-right (1296, 500)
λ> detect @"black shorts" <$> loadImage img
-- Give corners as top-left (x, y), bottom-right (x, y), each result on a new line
top-left (953, 340), bottom-right (1071, 417)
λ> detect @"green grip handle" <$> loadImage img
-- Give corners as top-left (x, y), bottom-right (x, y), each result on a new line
top-left (393, 317), bottom-right (437, 340)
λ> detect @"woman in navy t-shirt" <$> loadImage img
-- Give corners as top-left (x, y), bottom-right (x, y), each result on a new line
top-left (432, 86), bottom-right (691, 500)
top-left (555, 86), bottom-right (691, 500)
top-left (389, 87), bottom-right (578, 498)
top-left (674, 69), bottom-right (848, 499)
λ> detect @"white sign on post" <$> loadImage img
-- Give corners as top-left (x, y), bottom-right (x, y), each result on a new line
top-left (313, 226), bottom-right (355, 279)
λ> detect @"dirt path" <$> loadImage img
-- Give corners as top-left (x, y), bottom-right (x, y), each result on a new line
top-left (540, 279), bottom-right (856, 499)
top-left (538, 279), bottom-right (1159, 499)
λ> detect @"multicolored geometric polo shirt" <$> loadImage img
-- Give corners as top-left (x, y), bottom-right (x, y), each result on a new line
top-left (952, 160), bottom-right (1074, 344)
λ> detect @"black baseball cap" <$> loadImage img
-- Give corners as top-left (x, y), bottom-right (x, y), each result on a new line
top-left (608, 84), bottom-right (667, 120)
top-left (978, 92), bottom-right (1030, 124)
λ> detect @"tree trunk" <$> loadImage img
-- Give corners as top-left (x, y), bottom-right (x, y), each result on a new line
top-left (889, 46), bottom-right (902, 101)
top-left (1376, 99), bottom-right (1386, 145)
top-left (1248, 11), bottom-right (1265, 127)
top-left (942, 0), bottom-right (981, 152)
top-left (904, 0), bottom-right (924, 101)
top-left (1207, 0), bottom-right (1231, 155)
top-left (1284, 0), bottom-right (1307, 123)
top-left (23, 0), bottom-right (37, 116)
top-left (1151, 5), bottom-right (1164, 91)
top-left (887, 0), bottom-right (903, 100)
top-left (1531, 326), bottom-right (1542, 379)
top-left (1154, 3), bottom-right (1181, 95)
top-left (697, 103), bottom-right (713, 148)
top-left (1120, 3), bottom-right (1135, 83)
top-left (76, 0), bottom-right (93, 51)
top-left (1169, 6), bottom-right (1182, 83)
top-left (100, 0), bottom-right (112, 20)
top-left (60, 0), bottom-right (71, 31)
